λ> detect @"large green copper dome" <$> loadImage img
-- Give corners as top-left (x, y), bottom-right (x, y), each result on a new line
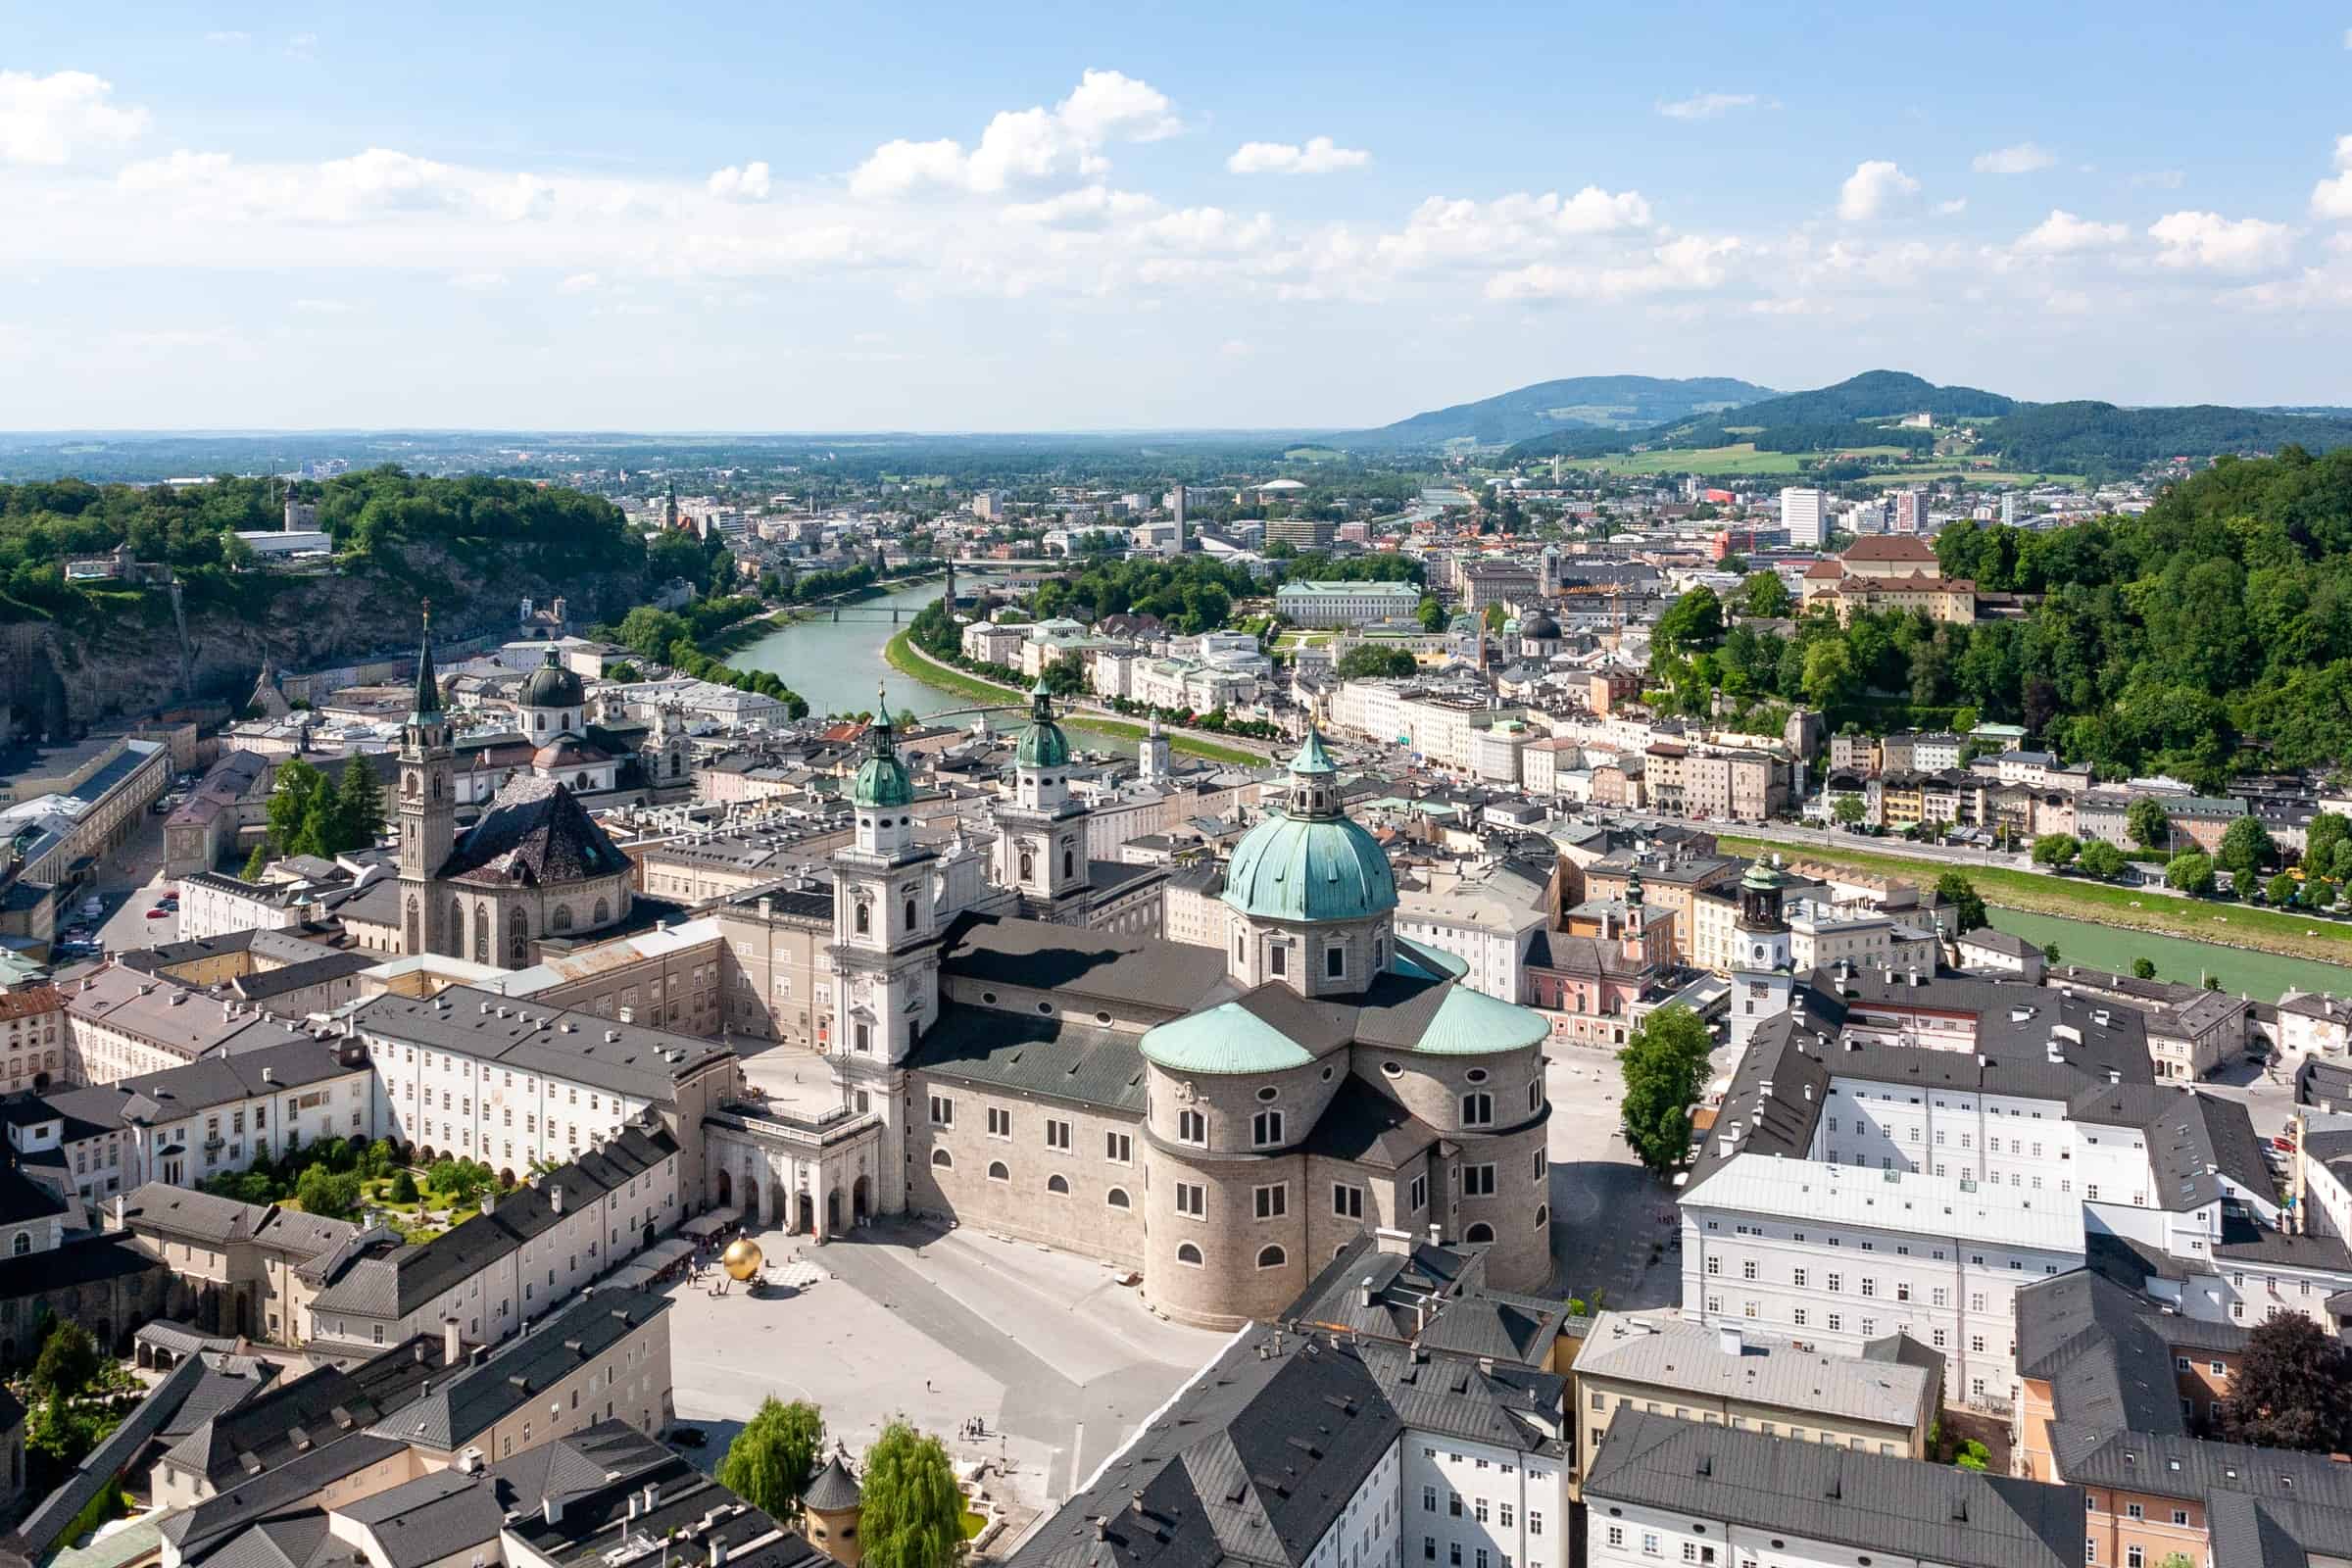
top-left (1220, 729), bottom-right (1396, 924)
top-left (1014, 678), bottom-right (1071, 769)
top-left (851, 700), bottom-right (913, 808)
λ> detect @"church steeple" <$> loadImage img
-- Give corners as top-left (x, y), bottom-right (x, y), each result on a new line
top-left (411, 602), bottom-right (443, 722)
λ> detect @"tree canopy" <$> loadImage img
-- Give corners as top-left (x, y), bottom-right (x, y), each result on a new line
top-left (719, 1397), bottom-right (828, 1516)
top-left (1935, 871), bottom-right (1987, 935)
top-left (2222, 1314), bottom-right (2352, 1452)
top-left (858, 1422), bottom-right (966, 1568)
top-left (1616, 1005), bottom-right (1714, 1175)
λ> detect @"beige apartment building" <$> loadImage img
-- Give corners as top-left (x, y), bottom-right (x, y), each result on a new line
top-left (1571, 1311), bottom-right (1938, 1499)
top-left (111, 1183), bottom-right (360, 1345)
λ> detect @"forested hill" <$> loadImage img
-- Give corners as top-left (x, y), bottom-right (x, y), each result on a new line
top-left (1342, 374), bottom-right (1774, 449)
top-left (1496, 369), bottom-right (2352, 477)
top-left (0, 467), bottom-right (643, 623)
top-left (1648, 446), bottom-right (2352, 789)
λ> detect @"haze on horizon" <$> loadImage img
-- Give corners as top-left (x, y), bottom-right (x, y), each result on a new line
top-left (4, 1), bottom-right (2351, 431)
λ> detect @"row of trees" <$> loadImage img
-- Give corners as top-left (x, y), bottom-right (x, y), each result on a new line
top-left (720, 1399), bottom-right (968, 1568)
top-left (605, 602), bottom-right (808, 718)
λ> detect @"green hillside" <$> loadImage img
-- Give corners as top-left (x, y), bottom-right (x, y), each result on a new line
top-left (1342, 374), bottom-right (1775, 450)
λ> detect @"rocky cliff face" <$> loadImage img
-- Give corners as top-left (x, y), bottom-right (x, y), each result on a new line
top-left (10, 548), bottom-right (648, 734)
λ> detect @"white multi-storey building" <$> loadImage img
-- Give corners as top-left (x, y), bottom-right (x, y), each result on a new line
top-left (1779, 486), bottom-right (1825, 548)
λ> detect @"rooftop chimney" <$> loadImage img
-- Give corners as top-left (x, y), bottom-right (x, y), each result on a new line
top-left (444, 1317), bottom-right (463, 1366)
top-left (550, 1184), bottom-right (564, 1215)
top-left (1717, 1325), bottom-right (1743, 1358)
top-left (1358, 1277), bottom-right (1376, 1309)
top-left (479, 1192), bottom-right (495, 1217)
top-left (542, 1497), bottom-right (563, 1526)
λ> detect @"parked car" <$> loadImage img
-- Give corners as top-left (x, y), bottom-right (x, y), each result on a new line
top-left (669, 1425), bottom-right (708, 1448)
top-left (145, 907), bottom-right (169, 919)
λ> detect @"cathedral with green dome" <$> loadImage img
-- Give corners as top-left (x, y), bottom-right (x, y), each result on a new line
top-left (808, 710), bottom-right (1559, 1330)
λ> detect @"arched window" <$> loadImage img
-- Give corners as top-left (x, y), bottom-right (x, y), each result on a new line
top-left (447, 900), bottom-right (463, 955)
top-left (594, 898), bottom-right (610, 926)
top-left (1046, 1174), bottom-right (1070, 1196)
top-left (551, 905), bottom-right (573, 933)
top-left (855, 904), bottom-right (870, 935)
top-left (987, 1161), bottom-right (1009, 1182)
top-left (1106, 1188), bottom-right (1131, 1208)
top-left (904, 899), bottom-right (917, 930)
top-left (1535, 1204), bottom-right (1550, 1230)
top-left (1255, 1245), bottom-right (1286, 1269)
top-left (10, 1234), bottom-right (26, 1256)
top-left (473, 906), bottom-right (488, 964)
top-left (1062, 848), bottom-right (1075, 879)
top-left (509, 908), bottom-right (527, 968)
top-left (1019, 851), bottom-right (1035, 881)
top-left (535, 713), bottom-right (547, 731)
top-left (405, 897), bottom-right (420, 954)
top-left (575, 772), bottom-right (590, 789)
top-left (1176, 1243), bottom-right (1203, 1266)
top-left (1464, 1222), bottom-right (1494, 1245)
top-left (931, 1149), bottom-right (953, 1168)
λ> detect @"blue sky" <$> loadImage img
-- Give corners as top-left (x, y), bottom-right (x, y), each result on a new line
top-left (3, 2), bottom-right (2351, 430)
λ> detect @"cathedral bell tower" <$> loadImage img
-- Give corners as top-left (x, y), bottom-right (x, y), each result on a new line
top-left (397, 606), bottom-right (457, 956)
top-left (992, 678), bottom-right (1093, 921)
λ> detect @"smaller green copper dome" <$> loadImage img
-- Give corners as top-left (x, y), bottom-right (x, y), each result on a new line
top-left (1015, 678), bottom-right (1071, 769)
top-left (1221, 728), bottom-right (1395, 924)
top-left (523, 649), bottom-right (585, 710)
top-left (851, 699), bottom-right (913, 808)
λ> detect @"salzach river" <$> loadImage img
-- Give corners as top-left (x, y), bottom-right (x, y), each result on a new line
top-left (730, 577), bottom-right (1137, 754)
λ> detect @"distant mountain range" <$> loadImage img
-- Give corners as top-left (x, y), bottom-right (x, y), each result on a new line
top-left (1338, 375), bottom-right (1778, 450)
top-left (1383, 369), bottom-right (2352, 478)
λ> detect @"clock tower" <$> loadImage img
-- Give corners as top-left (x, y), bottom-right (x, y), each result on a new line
top-left (397, 608), bottom-right (456, 956)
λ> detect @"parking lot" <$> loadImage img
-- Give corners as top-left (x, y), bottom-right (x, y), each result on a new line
top-left (662, 1218), bottom-right (1227, 1517)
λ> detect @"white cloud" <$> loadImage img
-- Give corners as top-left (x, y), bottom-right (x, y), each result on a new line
top-left (1971, 141), bottom-right (2055, 174)
top-left (2148, 210), bottom-right (2295, 271)
top-left (203, 30), bottom-right (249, 43)
top-left (1374, 186), bottom-right (1652, 273)
top-left (449, 271), bottom-right (508, 291)
top-left (117, 146), bottom-right (570, 224)
top-left (1000, 184), bottom-right (1157, 225)
top-left (1226, 136), bottom-right (1369, 175)
top-left (1837, 160), bottom-right (1918, 220)
top-left (2013, 209), bottom-right (2130, 255)
top-left (558, 271), bottom-right (601, 294)
top-left (0, 70), bottom-right (150, 165)
top-left (1486, 234), bottom-right (1741, 302)
top-left (1655, 92), bottom-right (1757, 121)
top-left (850, 69), bottom-right (1177, 198)
top-left (707, 161), bottom-right (771, 201)
top-left (1934, 198), bottom-right (1969, 216)
top-left (2313, 134), bottom-right (2352, 220)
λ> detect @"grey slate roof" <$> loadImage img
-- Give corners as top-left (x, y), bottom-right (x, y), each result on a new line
top-left (369, 1288), bottom-right (667, 1451)
top-left (14, 1354), bottom-right (211, 1558)
top-left (1585, 1410), bottom-right (2083, 1568)
top-left (938, 913), bottom-right (1230, 1021)
top-left (349, 988), bottom-right (732, 1102)
top-left (497, 1422), bottom-right (834, 1568)
top-left (310, 1122), bottom-right (676, 1321)
top-left (906, 1006), bottom-right (1148, 1114)
top-left (801, 1455), bottom-right (861, 1511)
top-left (335, 1468), bottom-right (509, 1568)
top-left (1573, 1311), bottom-right (1933, 1429)
top-left (158, 1329), bottom-right (445, 1492)
top-left (25, 1036), bottom-right (365, 1134)
top-left (437, 775), bottom-right (632, 885)
top-left (118, 1183), bottom-right (360, 1258)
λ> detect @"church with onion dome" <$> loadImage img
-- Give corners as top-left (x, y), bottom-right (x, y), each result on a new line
top-left (805, 695), bottom-right (1559, 1328)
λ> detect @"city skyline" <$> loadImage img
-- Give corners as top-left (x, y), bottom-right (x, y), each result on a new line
top-left (4, 2), bottom-right (2352, 429)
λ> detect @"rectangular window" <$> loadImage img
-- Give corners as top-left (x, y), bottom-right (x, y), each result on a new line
top-left (1333, 1184), bottom-right (1364, 1219)
top-left (928, 1095), bottom-right (954, 1127)
top-left (1463, 1164), bottom-right (1496, 1197)
top-left (1326, 946), bottom-right (1346, 979)
top-left (1409, 1174), bottom-right (1428, 1211)
top-left (1105, 1132), bottom-right (1132, 1163)
top-left (1045, 1118), bottom-right (1072, 1151)
top-left (1270, 946), bottom-right (1288, 978)
top-left (1175, 1183), bottom-right (1205, 1218)
top-left (1253, 1183), bottom-right (1288, 1220)
top-left (988, 1107), bottom-right (1011, 1138)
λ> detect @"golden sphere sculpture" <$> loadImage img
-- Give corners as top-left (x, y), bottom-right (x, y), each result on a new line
top-left (721, 1238), bottom-right (764, 1281)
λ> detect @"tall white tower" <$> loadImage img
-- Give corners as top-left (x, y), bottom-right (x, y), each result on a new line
top-left (992, 679), bottom-right (1093, 921)
top-left (1729, 857), bottom-right (1795, 1049)
top-left (1138, 713), bottom-right (1171, 785)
